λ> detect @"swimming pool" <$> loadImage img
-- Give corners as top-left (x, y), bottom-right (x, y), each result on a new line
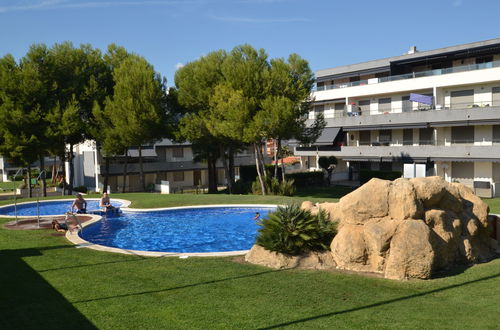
top-left (81, 206), bottom-right (275, 253)
top-left (0, 199), bottom-right (123, 216)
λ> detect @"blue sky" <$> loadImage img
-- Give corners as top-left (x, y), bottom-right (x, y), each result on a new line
top-left (1, 0), bottom-right (499, 86)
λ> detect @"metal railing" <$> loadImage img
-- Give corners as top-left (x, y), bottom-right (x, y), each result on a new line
top-left (315, 60), bottom-right (500, 91)
top-left (310, 101), bottom-right (499, 119)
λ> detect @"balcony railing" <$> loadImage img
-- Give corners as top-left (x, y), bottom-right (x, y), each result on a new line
top-left (315, 60), bottom-right (500, 92)
top-left (349, 138), bottom-right (494, 147)
top-left (311, 101), bottom-right (498, 119)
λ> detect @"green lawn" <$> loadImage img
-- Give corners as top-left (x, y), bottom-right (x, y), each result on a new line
top-left (1, 190), bottom-right (499, 329)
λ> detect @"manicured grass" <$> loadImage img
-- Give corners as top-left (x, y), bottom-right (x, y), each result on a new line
top-left (1, 191), bottom-right (499, 329)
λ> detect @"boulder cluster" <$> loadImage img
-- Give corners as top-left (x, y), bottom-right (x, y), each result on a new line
top-left (246, 176), bottom-right (497, 280)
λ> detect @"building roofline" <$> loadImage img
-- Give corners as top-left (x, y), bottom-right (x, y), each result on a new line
top-left (316, 38), bottom-right (500, 79)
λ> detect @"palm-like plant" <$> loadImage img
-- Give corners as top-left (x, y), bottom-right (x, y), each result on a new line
top-left (256, 204), bottom-right (336, 255)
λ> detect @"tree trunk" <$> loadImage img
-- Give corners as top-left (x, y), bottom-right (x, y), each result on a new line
top-left (139, 146), bottom-right (145, 192)
top-left (273, 139), bottom-right (279, 179)
top-left (122, 148), bottom-right (128, 193)
top-left (254, 142), bottom-right (266, 195)
top-left (68, 143), bottom-right (74, 195)
top-left (60, 152), bottom-right (66, 196)
top-left (207, 154), bottom-right (218, 194)
top-left (39, 154), bottom-right (47, 197)
top-left (278, 138), bottom-right (286, 182)
top-left (257, 141), bottom-right (267, 179)
top-left (52, 155), bottom-right (57, 184)
top-left (220, 146), bottom-right (232, 194)
top-left (27, 165), bottom-right (32, 198)
top-left (228, 148), bottom-right (235, 186)
top-left (103, 157), bottom-right (110, 193)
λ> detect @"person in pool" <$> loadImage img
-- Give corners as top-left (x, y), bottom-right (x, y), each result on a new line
top-left (100, 192), bottom-right (116, 212)
top-left (253, 212), bottom-right (260, 221)
top-left (71, 193), bottom-right (87, 214)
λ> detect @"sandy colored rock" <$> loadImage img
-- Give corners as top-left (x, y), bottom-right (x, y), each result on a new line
top-left (384, 220), bottom-right (435, 280)
top-left (244, 245), bottom-right (336, 270)
top-left (336, 178), bottom-right (391, 224)
top-left (300, 201), bottom-right (315, 212)
top-left (330, 224), bottom-right (370, 272)
top-left (248, 177), bottom-right (495, 280)
top-left (410, 176), bottom-right (448, 208)
top-left (388, 178), bottom-right (423, 219)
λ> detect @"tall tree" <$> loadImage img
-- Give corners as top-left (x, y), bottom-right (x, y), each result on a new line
top-left (174, 51), bottom-right (227, 193)
top-left (104, 55), bottom-right (168, 191)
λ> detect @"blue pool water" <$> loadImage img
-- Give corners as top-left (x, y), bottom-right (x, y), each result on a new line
top-left (0, 199), bottom-right (123, 216)
top-left (81, 207), bottom-right (275, 253)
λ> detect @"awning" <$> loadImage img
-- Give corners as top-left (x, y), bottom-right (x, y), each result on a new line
top-left (315, 127), bottom-right (341, 145)
top-left (410, 93), bottom-right (433, 105)
top-left (431, 157), bottom-right (500, 162)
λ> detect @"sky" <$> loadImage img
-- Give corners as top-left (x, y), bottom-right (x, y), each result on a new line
top-left (1, 0), bottom-right (499, 86)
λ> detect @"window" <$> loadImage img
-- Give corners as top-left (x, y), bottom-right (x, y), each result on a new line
top-left (403, 129), bottom-right (413, 145)
top-left (358, 100), bottom-right (370, 115)
top-left (451, 126), bottom-right (474, 144)
top-left (450, 89), bottom-right (473, 109)
top-left (173, 171), bottom-right (184, 182)
top-left (402, 95), bottom-right (413, 112)
top-left (492, 87), bottom-right (500, 107)
top-left (419, 128), bottom-right (434, 145)
top-left (493, 125), bottom-right (500, 143)
top-left (359, 131), bottom-right (371, 146)
top-left (172, 148), bottom-right (184, 158)
top-left (378, 130), bottom-right (392, 145)
top-left (378, 98), bottom-right (391, 113)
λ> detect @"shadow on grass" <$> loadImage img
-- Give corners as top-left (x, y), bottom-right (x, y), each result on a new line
top-left (258, 272), bottom-right (500, 329)
top-left (71, 268), bottom-right (288, 304)
top-left (0, 247), bottom-right (97, 329)
top-left (38, 256), bottom-right (147, 273)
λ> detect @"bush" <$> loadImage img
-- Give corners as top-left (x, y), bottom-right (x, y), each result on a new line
top-left (359, 170), bottom-right (402, 185)
top-left (284, 171), bottom-right (323, 187)
top-left (256, 204), bottom-right (337, 255)
top-left (251, 177), bottom-right (296, 196)
top-left (240, 165), bottom-right (282, 182)
top-left (73, 185), bottom-right (88, 193)
top-left (232, 180), bottom-right (252, 194)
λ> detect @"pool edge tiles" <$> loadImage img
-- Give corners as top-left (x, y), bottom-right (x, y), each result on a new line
top-left (0, 198), bottom-right (131, 218)
top-left (70, 204), bottom-right (278, 257)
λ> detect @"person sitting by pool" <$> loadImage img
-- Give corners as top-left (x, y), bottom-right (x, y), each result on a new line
top-left (52, 220), bottom-right (68, 232)
top-left (100, 192), bottom-right (116, 212)
top-left (71, 193), bottom-right (87, 214)
top-left (253, 212), bottom-right (260, 221)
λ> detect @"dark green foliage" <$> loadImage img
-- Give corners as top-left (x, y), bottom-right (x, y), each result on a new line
top-left (318, 156), bottom-right (337, 170)
top-left (231, 179), bottom-right (252, 194)
top-left (239, 164), bottom-right (282, 183)
top-left (285, 171), bottom-right (323, 187)
top-left (256, 204), bottom-right (336, 255)
top-left (359, 170), bottom-right (402, 184)
top-left (251, 177), bottom-right (296, 196)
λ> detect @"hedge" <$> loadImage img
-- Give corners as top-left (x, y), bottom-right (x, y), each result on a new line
top-left (284, 171), bottom-right (323, 187)
top-left (359, 170), bottom-right (402, 184)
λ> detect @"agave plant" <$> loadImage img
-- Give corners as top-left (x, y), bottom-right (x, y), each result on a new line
top-left (256, 204), bottom-right (336, 255)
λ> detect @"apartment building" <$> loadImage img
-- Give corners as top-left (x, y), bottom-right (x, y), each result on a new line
top-left (70, 139), bottom-right (258, 192)
top-left (296, 38), bottom-right (500, 197)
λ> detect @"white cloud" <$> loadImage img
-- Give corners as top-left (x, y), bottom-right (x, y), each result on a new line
top-left (208, 15), bottom-right (309, 23)
top-left (175, 62), bottom-right (184, 70)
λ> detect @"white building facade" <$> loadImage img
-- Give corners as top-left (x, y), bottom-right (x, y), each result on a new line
top-left (296, 38), bottom-right (500, 197)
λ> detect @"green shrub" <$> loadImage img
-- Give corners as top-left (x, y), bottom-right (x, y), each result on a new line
top-left (359, 170), bottom-right (402, 184)
top-left (256, 204), bottom-right (336, 255)
top-left (285, 171), bottom-right (323, 187)
top-left (231, 179), bottom-right (252, 194)
top-left (240, 165), bottom-right (282, 182)
top-left (251, 177), bottom-right (296, 196)
top-left (73, 185), bottom-right (88, 193)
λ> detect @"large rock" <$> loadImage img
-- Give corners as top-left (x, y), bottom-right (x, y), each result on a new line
top-left (246, 177), bottom-right (496, 280)
top-left (245, 245), bottom-right (336, 270)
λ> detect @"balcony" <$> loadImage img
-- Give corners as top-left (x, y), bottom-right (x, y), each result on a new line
top-left (315, 60), bottom-right (500, 92)
top-left (310, 104), bottom-right (500, 131)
